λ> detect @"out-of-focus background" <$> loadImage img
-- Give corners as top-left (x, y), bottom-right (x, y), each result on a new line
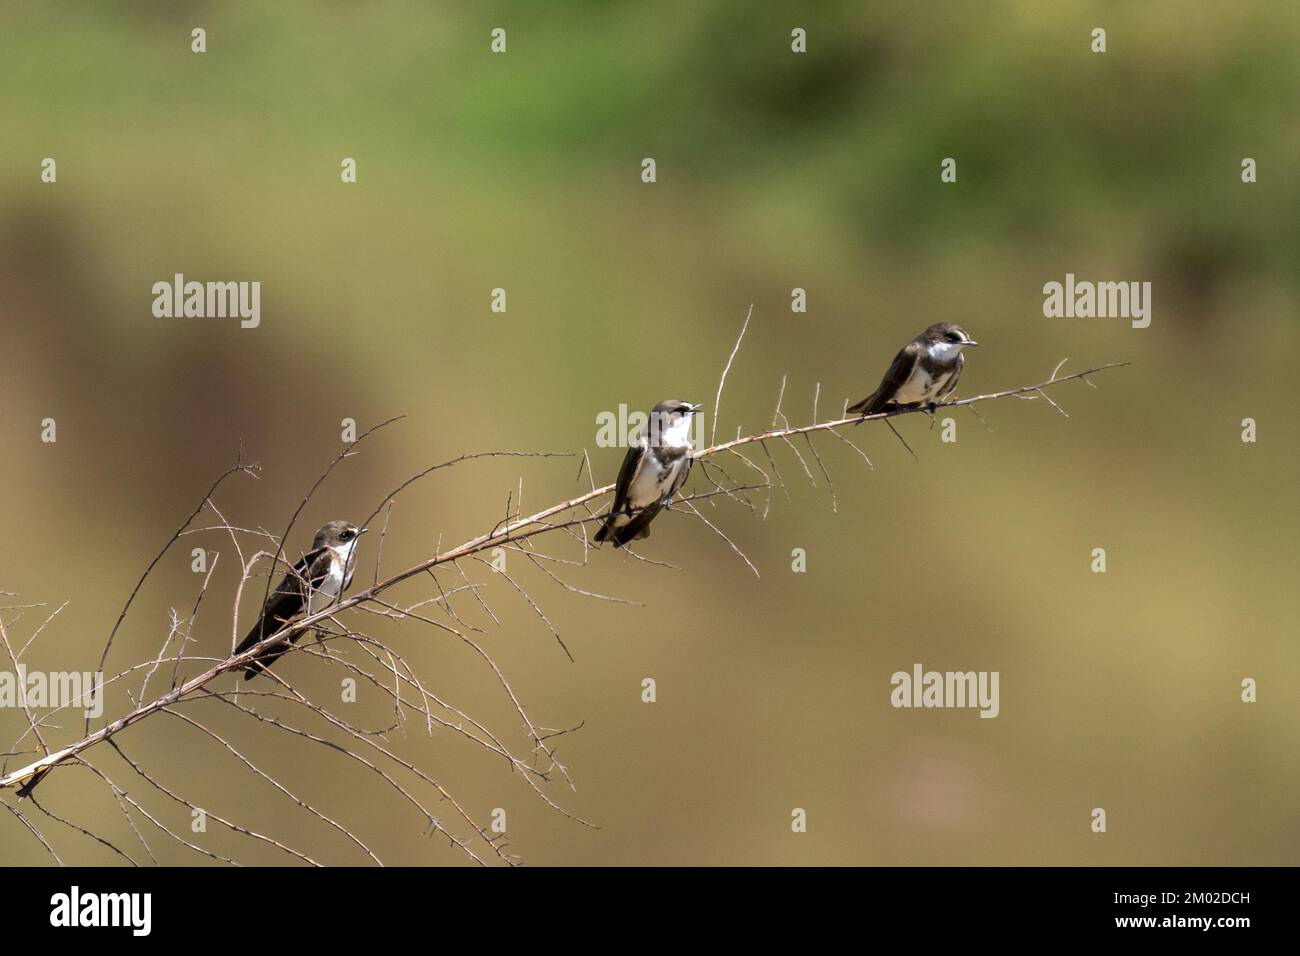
top-left (1, 1), bottom-right (1297, 865)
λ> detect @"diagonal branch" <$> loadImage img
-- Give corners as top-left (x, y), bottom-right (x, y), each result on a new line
top-left (0, 357), bottom-right (1126, 797)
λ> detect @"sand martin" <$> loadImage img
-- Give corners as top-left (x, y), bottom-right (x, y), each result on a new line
top-left (235, 520), bottom-right (365, 679)
top-left (848, 322), bottom-right (979, 416)
top-left (595, 400), bottom-right (701, 549)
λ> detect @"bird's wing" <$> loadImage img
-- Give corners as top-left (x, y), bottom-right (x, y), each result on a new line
top-left (616, 440), bottom-right (647, 509)
top-left (608, 442), bottom-right (646, 514)
top-left (848, 341), bottom-right (921, 414)
top-left (236, 548), bottom-right (329, 654)
top-left (595, 441), bottom-right (647, 543)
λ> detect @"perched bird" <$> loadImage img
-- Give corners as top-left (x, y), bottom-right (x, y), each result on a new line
top-left (848, 322), bottom-right (979, 417)
top-left (235, 520), bottom-right (365, 679)
top-left (595, 399), bottom-right (701, 549)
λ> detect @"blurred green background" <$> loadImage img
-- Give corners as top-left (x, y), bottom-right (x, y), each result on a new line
top-left (1, 0), bottom-right (1297, 865)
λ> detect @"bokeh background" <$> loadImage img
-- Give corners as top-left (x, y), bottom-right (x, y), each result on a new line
top-left (1, 1), bottom-right (1297, 865)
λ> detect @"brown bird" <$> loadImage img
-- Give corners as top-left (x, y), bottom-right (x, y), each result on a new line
top-left (235, 520), bottom-right (365, 679)
top-left (848, 322), bottom-right (979, 416)
top-left (594, 400), bottom-right (701, 549)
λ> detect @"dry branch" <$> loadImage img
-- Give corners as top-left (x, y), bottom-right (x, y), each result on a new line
top-left (0, 307), bottom-right (1128, 865)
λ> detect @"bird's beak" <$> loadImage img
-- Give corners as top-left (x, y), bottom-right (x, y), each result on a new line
top-left (357, 527), bottom-right (369, 535)
top-left (688, 403), bottom-right (704, 414)
top-left (963, 338), bottom-right (980, 347)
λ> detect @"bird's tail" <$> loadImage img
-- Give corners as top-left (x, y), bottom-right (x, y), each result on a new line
top-left (235, 614), bottom-right (296, 680)
top-left (595, 508), bottom-right (656, 549)
top-left (847, 391), bottom-right (884, 416)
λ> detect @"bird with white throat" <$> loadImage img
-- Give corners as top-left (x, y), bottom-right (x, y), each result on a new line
top-left (595, 400), bottom-right (702, 549)
top-left (848, 322), bottom-right (980, 417)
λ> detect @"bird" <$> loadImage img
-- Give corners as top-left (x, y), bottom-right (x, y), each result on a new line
top-left (847, 322), bottom-right (979, 417)
top-left (234, 520), bottom-right (365, 679)
top-left (594, 399), bottom-right (701, 549)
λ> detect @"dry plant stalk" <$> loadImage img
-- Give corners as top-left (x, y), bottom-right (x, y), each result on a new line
top-left (0, 308), bottom-right (1127, 865)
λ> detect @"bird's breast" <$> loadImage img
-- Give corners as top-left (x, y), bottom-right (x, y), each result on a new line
top-left (895, 365), bottom-right (937, 403)
top-left (308, 557), bottom-right (348, 612)
top-left (897, 358), bottom-right (958, 404)
top-left (628, 452), bottom-right (679, 507)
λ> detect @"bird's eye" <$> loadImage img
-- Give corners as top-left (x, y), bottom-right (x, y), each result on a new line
top-left (946, 332), bottom-right (961, 343)
top-left (340, 530), bottom-right (353, 541)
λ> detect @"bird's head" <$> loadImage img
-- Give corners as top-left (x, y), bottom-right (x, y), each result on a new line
top-left (313, 520), bottom-right (367, 553)
top-left (923, 322), bottom-right (979, 359)
top-left (648, 399), bottom-right (703, 447)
